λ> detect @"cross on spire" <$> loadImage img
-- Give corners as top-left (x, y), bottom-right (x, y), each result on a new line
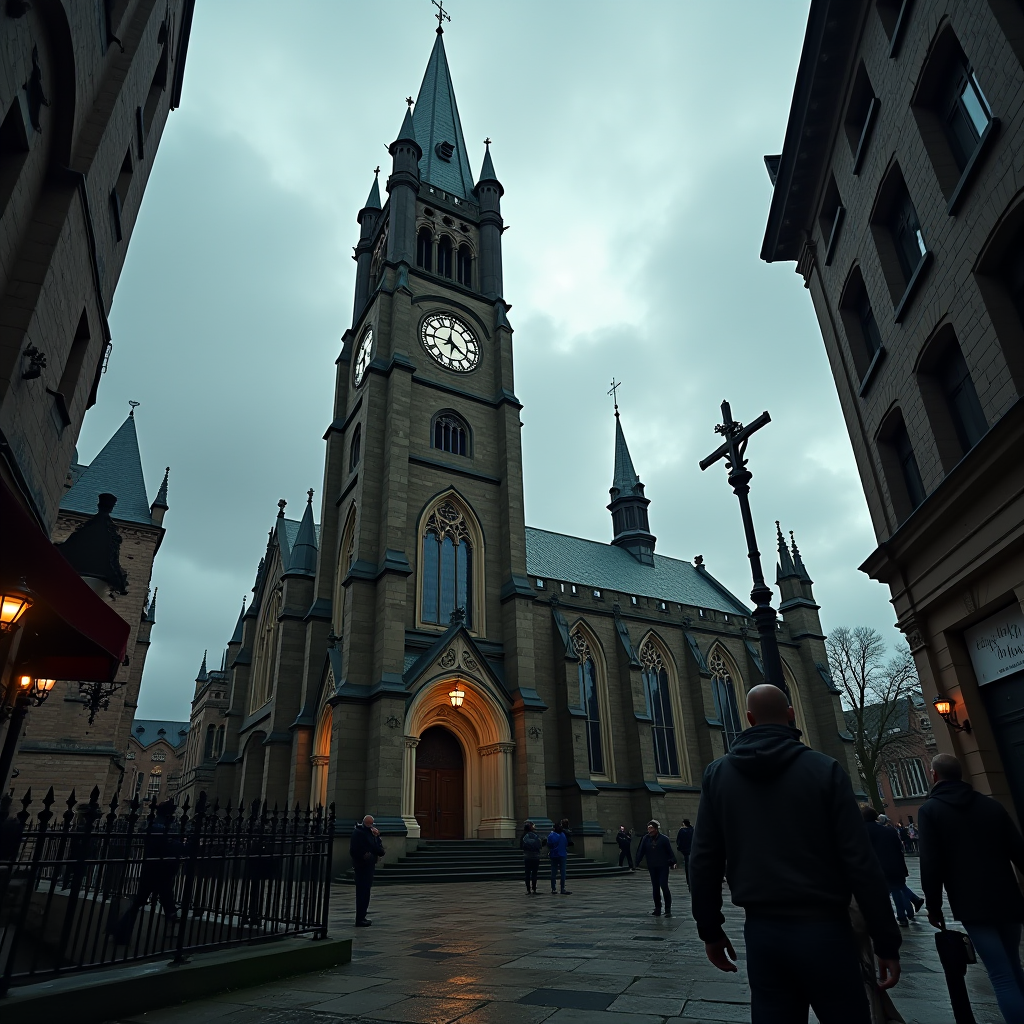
top-left (432, 0), bottom-right (450, 33)
top-left (373, 165), bottom-right (380, 176)
top-left (483, 137), bottom-right (492, 147)
top-left (607, 378), bottom-right (622, 415)
top-left (406, 96), bottom-right (414, 108)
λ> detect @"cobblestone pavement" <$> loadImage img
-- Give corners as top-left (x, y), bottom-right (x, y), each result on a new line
top-left (112, 861), bottom-right (1004, 1024)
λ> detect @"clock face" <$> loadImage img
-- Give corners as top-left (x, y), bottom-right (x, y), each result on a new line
top-left (420, 313), bottom-right (480, 373)
top-left (354, 328), bottom-right (374, 387)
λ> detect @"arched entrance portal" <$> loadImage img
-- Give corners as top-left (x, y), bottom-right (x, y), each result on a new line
top-left (414, 726), bottom-right (465, 840)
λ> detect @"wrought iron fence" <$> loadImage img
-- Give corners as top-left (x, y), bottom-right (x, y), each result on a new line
top-left (0, 787), bottom-right (335, 994)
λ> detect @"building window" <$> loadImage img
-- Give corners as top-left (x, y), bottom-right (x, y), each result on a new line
top-left (870, 165), bottom-right (932, 316)
top-left (571, 629), bottom-right (604, 775)
top-left (432, 412), bottom-right (468, 456)
top-left (880, 412), bottom-right (927, 521)
top-left (215, 725), bottom-right (225, 758)
top-left (421, 499), bottom-right (473, 628)
top-left (126, 750), bottom-right (135, 760)
top-left (416, 227), bottom-right (432, 271)
top-left (889, 185), bottom-right (927, 286)
top-left (205, 724), bottom-right (216, 759)
top-left (151, 750), bottom-right (166, 762)
top-left (845, 63), bottom-right (879, 174)
top-left (887, 763), bottom-right (906, 799)
top-left (109, 147), bottom-right (133, 242)
top-left (133, 772), bottom-right (144, 798)
top-left (818, 175), bottom-right (845, 266)
top-left (535, 578), bottom-right (545, 589)
top-left (456, 244), bottom-right (472, 287)
top-left (437, 236), bottom-right (453, 279)
top-left (902, 758), bottom-right (929, 797)
top-left (147, 772), bottom-right (162, 799)
top-left (0, 96), bottom-right (31, 219)
top-left (641, 639), bottom-right (679, 777)
top-left (941, 59), bottom-right (991, 172)
top-left (630, 596), bottom-right (638, 606)
top-left (709, 647), bottom-right (743, 752)
top-left (249, 585), bottom-right (281, 713)
top-left (141, 30), bottom-right (169, 136)
top-left (939, 344), bottom-right (987, 453)
top-left (840, 269), bottom-right (886, 393)
top-left (350, 424), bottom-right (361, 470)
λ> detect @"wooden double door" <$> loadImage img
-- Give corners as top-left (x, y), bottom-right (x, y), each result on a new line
top-left (414, 726), bottom-right (465, 840)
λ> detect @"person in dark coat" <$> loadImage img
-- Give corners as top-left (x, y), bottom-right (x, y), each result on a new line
top-left (615, 825), bottom-right (635, 871)
top-left (350, 814), bottom-right (385, 926)
top-left (920, 753), bottom-right (1024, 1024)
top-left (111, 799), bottom-right (182, 944)
top-left (861, 804), bottom-right (922, 925)
top-left (676, 818), bottom-right (694, 886)
top-left (520, 820), bottom-right (542, 894)
top-left (690, 684), bottom-right (901, 1024)
top-left (546, 822), bottom-right (571, 895)
top-left (636, 819), bottom-right (677, 916)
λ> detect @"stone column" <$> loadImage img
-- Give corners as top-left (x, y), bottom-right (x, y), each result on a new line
top-left (478, 740), bottom-right (516, 839)
top-left (309, 754), bottom-right (329, 809)
top-left (401, 735), bottom-right (421, 839)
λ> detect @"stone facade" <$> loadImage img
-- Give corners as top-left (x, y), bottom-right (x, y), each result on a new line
top-left (763, 0), bottom-right (1024, 820)
top-left (178, 29), bottom-right (860, 864)
top-left (125, 717), bottom-right (188, 804)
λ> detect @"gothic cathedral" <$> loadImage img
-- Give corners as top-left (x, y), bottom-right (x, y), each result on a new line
top-left (177, 29), bottom-right (858, 863)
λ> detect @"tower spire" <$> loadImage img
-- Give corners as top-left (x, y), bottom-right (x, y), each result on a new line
top-left (606, 394), bottom-right (656, 565)
top-left (775, 520), bottom-right (797, 581)
top-left (196, 650), bottom-right (208, 684)
top-left (790, 530), bottom-right (812, 583)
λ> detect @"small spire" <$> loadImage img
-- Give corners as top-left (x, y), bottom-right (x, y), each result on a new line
top-left (277, 498), bottom-right (287, 519)
top-left (363, 168), bottom-right (382, 211)
top-left (286, 489), bottom-right (318, 576)
top-left (478, 137), bottom-right (498, 184)
top-left (196, 650), bottom-right (208, 684)
top-left (396, 102), bottom-right (417, 145)
top-left (776, 521), bottom-right (797, 579)
top-left (790, 530), bottom-right (812, 582)
top-left (145, 587), bottom-right (158, 623)
top-left (229, 596), bottom-right (246, 644)
top-left (152, 466), bottom-right (169, 509)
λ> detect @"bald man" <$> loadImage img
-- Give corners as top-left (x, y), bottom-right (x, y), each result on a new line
top-left (349, 814), bottom-right (385, 927)
top-left (689, 684), bottom-right (900, 1024)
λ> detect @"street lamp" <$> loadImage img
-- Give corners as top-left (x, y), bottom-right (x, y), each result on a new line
top-left (0, 674), bottom-right (57, 791)
top-left (932, 694), bottom-right (971, 734)
top-left (448, 686), bottom-right (465, 708)
top-left (0, 583), bottom-right (33, 632)
top-left (18, 674), bottom-right (56, 705)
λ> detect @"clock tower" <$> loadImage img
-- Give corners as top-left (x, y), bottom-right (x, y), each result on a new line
top-left (292, 25), bottom-right (545, 841)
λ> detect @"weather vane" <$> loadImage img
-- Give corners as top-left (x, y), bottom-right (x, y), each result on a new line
top-left (432, 0), bottom-right (450, 33)
top-left (128, 400), bottom-right (140, 415)
top-left (607, 378), bottom-right (622, 414)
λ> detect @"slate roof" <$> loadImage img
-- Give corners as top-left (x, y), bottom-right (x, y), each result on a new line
top-left (412, 32), bottom-right (476, 200)
top-left (131, 719), bottom-right (190, 749)
top-left (525, 527), bottom-right (751, 616)
top-left (611, 415), bottom-right (642, 497)
top-left (280, 518), bottom-right (321, 564)
top-left (61, 413), bottom-right (152, 525)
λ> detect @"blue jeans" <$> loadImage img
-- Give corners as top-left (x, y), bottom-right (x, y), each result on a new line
top-left (744, 915), bottom-right (869, 1024)
top-left (964, 922), bottom-right (1024, 1024)
top-left (890, 885), bottom-right (913, 921)
top-left (550, 856), bottom-right (567, 891)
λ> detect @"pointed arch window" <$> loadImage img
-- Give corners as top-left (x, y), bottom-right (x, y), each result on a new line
top-left (204, 724), bottom-right (216, 760)
top-left (641, 639), bottom-right (679, 776)
top-left (249, 585), bottom-right (281, 714)
top-left (437, 235), bottom-right (453, 279)
top-left (421, 500), bottom-right (472, 627)
top-left (350, 424), bottom-right (361, 471)
top-left (709, 647), bottom-right (743, 752)
top-left (416, 227), bottom-right (432, 271)
top-left (456, 245), bottom-right (473, 287)
top-left (334, 507), bottom-right (357, 635)
top-left (432, 412), bottom-right (468, 456)
top-left (571, 630), bottom-right (604, 775)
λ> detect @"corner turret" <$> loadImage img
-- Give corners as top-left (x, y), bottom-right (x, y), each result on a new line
top-left (150, 467), bottom-right (169, 527)
top-left (385, 102), bottom-right (422, 267)
top-left (352, 170), bottom-right (383, 322)
top-left (775, 525), bottom-right (823, 641)
top-left (607, 408), bottom-right (656, 566)
top-left (475, 140), bottom-right (504, 300)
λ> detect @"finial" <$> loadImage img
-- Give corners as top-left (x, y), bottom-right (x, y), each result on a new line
top-left (307, 488), bottom-right (314, 504)
top-left (277, 498), bottom-right (287, 518)
top-left (484, 137), bottom-right (492, 147)
top-left (432, 0), bottom-right (450, 33)
top-left (776, 520), bottom-right (783, 539)
top-left (373, 165), bottom-right (381, 176)
top-left (406, 96), bottom-right (414, 108)
top-left (128, 400), bottom-right (140, 417)
top-left (607, 378), bottom-right (622, 416)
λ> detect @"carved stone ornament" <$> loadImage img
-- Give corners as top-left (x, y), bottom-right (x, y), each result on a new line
top-left (528, 725), bottom-right (541, 739)
top-left (425, 500), bottom-right (470, 545)
top-left (570, 630), bottom-right (591, 663)
top-left (310, 755), bottom-right (329, 767)
top-left (439, 647), bottom-right (457, 669)
top-left (385, 714), bottom-right (402, 729)
top-left (434, 706), bottom-right (452, 719)
top-left (461, 650), bottom-right (479, 671)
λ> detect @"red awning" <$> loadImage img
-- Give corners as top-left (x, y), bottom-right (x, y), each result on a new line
top-left (0, 476), bottom-right (130, 682)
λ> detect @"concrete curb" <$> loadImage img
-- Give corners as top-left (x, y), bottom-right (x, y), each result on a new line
top-left (1, 935), bottom-right (352, 1024)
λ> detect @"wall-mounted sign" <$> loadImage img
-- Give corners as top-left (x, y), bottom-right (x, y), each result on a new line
top-left (964, 605), bottom-right (1024, 687)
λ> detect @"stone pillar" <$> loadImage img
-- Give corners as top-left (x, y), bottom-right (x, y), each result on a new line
top-left (478, 740), bottom-right (516, 839)
top-left (401, 735), bottom-right (421, 840)
top-left (310, 754), bottom-right (329, 809)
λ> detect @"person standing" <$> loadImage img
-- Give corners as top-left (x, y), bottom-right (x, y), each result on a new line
top-left (520, 820), bottom-right (542, 894)
top-left (616, 825), bottom-right (635, 871)
top-left (547, 821), bottom-right (571, 895)
top-left (636, 819), bottom-right (677, 916)
top-left (690, 684), bottom-right (901, 1024)
top-left (862, 804), bottom-right (922, 925)
top-left (920, 752), bottom-right (1024, 1024)
top-left (350, 814), bottom-right (385, 927)
top-left (676, 818), bottom-right (694, 887)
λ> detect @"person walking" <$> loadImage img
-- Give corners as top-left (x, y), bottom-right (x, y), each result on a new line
top-left (616, 825), bottom-right (635, 871)
top-left (862, 804), bottom-right (923, 925)
top-left (520, 820), bottom-right (542, 894)
top-left (636, 819), bottom-right (677, 916)
top-left (690, 684), bottom-right (901, 1024)
top-left (547, 821), bottom-right (571, 895)
top-left (920, 752), bottom-right (1024, 1024)
top-left (676, 818), bottom-right (694, 887)
top-left (350, 814), bottom-right (385, 927)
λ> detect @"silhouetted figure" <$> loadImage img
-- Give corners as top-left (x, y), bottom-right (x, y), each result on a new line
top-left (350, 814), bottom-right (385, 926)
top-left (637, 819), bottom-right (677, 916)
top-left (546, 822), bottom-right (571, 895)
top-left (676, 818), bottom-right (694, 886)
top-left (520, 820), bottom-right (542, 894)
top-left (862, 804), bottom-right (923, 925)
top-left (616, 825), bottom-right (635, 870)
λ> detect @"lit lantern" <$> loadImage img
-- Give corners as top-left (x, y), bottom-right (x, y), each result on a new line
top-left (932, 694), bottom-right (952, 718)
top-left (932, 693), bottom-right (971, 734)
top-left (448, 686), bottom-right (466, 708)
top-left (0, 585), bottom-right (33, 633)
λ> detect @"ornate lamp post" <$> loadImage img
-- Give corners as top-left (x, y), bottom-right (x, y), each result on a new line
top-left (699, 399), bottom-right (787, 694)
top-left (0, 674), bottom-right (55, 790)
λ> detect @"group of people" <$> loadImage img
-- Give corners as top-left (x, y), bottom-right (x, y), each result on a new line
top-left (346, 683), bottom-right (1024, 1024)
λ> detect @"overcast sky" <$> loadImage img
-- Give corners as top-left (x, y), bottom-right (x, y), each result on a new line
top-left (79, 0), bottom-right (904, 721)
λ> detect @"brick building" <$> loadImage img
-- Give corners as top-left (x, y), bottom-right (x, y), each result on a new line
top-left (126, 717), bottom-right (188, 805)
top-left (178, 27), bottom-right (861, 864)
top-left (0, 1), bottom-right (193, 787)
top-left (11, 409), bottom-right (168, 801)
top-left (763, 1), bottom-right (1024, 819)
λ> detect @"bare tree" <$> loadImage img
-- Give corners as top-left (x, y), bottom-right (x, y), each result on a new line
top-left (826, 626), bottom-right (920, 809)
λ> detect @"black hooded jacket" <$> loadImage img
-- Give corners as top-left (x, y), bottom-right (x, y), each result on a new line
top-left (919, 779), bottom-right (1024, 925)
top-left (689, 723), bottom-right (901, 960)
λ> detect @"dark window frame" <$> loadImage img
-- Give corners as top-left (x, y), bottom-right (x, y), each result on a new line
top-left (431, 411), bottom-right (470, 457)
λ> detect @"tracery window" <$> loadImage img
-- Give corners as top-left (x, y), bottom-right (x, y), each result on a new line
top-left (334, 507), bottom-right (357, 635)
top-left (249, 585), bottom-right (281, 713)
top-left (421, 500), bottom-right (472, 627)
top-left (350, 424), bottom-right (361, 470)
top-left (709, 647), bottom-right (743, 752)
top-left (641, 639), bottom-right (679, 776)
top-left (432, 413), bottom-right (468, 456)
top-left (205, 725), bottom-right (216, 759)
top-left (571, 629), bottom-right (604, 775)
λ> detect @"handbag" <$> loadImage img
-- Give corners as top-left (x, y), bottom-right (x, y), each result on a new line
top-left (935, 929), bottom-right (977, 973)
